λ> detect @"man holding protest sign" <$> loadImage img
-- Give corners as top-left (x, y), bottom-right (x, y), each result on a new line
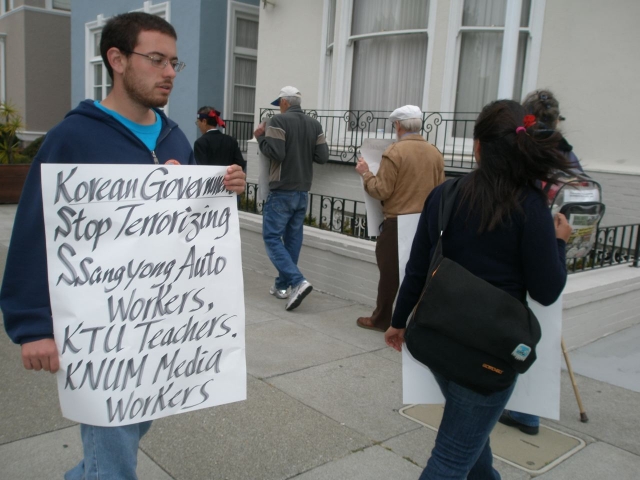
top-left (253, 86), bottom-right (329, 311)
top-left (0, 12), bottom-right (245, 480)
top-left (355, 105), bottom-right (444, 332)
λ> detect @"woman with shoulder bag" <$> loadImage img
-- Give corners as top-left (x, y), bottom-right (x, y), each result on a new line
top-left (385, 99), bottom-right (573, 480)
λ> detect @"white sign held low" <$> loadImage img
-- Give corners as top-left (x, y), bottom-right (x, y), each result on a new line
top-left (397, 214), bottom-right (562, 420)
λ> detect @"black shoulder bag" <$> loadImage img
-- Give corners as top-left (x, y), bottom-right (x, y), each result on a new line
top-left (404, 178), bottom-right (542, 394)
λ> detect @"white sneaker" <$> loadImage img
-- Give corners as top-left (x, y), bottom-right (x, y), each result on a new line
top-left (269, 284), bottom-right (289, 299)
top-left (286, 280), bottom-right (313, 311)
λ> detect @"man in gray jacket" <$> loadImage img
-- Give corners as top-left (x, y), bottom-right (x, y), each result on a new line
top-left (253, 86), bottom-right (329, 310)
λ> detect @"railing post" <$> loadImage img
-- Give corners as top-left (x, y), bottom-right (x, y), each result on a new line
top-left (633, 225), bottom-right (640, 267)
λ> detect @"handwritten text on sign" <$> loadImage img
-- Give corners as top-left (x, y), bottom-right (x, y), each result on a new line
top-left (41, 164), bottom-right (246, 427)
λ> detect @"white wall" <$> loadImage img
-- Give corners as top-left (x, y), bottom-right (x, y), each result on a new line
top-left (246, 141), bottom-right (365, 199)
top-left (537, 0), bottom-right (640, 175)
top-left (254, 0), bottom-right (325, 123)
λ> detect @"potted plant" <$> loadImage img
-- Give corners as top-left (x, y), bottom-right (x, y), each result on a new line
top-left (0, 103), bottom-right (36, 203)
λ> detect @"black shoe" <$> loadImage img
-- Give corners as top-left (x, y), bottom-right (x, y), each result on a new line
top-left (498, 412), bottom-right (539, 435)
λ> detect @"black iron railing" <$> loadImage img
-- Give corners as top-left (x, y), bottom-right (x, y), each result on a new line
top-left (239, 182), bottom-right (640, 272)
top-left (239, 183), bottom-right (375, 241)
top-left (259, 108), bottom-right (478, 171)
top-left (566, 223), bottom-right (640, 273)
top-left (223, 119), bottom-right (254, 153)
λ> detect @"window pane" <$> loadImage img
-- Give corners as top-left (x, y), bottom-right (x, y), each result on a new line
top-left (512, 31), bottom-right (528, 100)
top-left (350, 33), bottom-right (427, 112)
top-left (53, 0), bottom-right (71, 11)
top-left (93, 32), bottom-right (101, 57)
top-left (462, 0), bottom-right (506, 27)
top-left (94, 87), bottom-right (102, 101)
top-left (520, 0), bottom-right (532, 27)
top-left (236, 18), bottom-right (258, 50)
top-left (234, 57), bottom-right (257, 87)
top-left (233, 114), bottom-right (254, 123)
top-left (454, 31), bottom-right (503, 135)
top-left (94, 64), bottom-right (103, 87)
top-left (233, 86), bottom-right (256, 115)
top-left (351, 0), bottom-right (428, 35)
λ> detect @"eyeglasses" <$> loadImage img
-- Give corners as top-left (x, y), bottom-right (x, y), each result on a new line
top-left (126, 51), bottom-right (186, 73)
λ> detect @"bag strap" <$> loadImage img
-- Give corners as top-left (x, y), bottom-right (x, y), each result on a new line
top-left (429, 177), bottom-right (464, 273)
top-left (438, 177), bottom-right (463, 233)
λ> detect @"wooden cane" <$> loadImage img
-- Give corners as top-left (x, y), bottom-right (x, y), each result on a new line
top-left (561, 338), bottom-right (589, 422)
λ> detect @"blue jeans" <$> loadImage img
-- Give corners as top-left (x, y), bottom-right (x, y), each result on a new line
top-left (506, 410), bottom-right (539, 427)
top-left (262, 190), bottom-right (308, 289)
top-left (64, 421), bottom-right (152, 480)
top-left (420, 373), bottom-right (516, 480)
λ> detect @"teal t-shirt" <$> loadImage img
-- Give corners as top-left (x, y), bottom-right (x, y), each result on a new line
top-left (94, 101), bottom-right (161, 151)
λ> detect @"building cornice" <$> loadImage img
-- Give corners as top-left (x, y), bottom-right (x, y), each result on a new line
top-left (0, 5), bottom-right (71, 21)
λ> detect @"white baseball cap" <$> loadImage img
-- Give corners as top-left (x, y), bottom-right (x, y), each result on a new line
top-left (389, 105), bottom-right (422, 121)
top-left (271, 86), bottom-right (302, 106)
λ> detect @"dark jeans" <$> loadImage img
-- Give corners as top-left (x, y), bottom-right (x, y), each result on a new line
top-left (420, 373), bottom-right (516, 479)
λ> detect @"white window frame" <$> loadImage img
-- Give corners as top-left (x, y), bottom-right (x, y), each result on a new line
top-left (321, 0), bottom-right (437, 144)
top-left (0, 0), bottom-right (14, 16)
top-left (441, 0), bottom-right (546, 124)
top-left (318, 0), bottom-right (335, 109)
top-left (224, 1), bottom-right (259, 122)
top-left (85, 16), bottom-right (110, 102)
top-left (45, 0), bottom-right (71, 11)
top-left (434, 0), bottom-right (545, 160)
top-left (324, 0), bottom-right (436, 113)
top-left (84, 2), bottom-right (170, 113)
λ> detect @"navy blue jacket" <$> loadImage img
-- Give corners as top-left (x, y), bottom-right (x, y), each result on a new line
top-left (0, 100), bottom-right (195, 344)
top-left (392, 177), bottom-right (568, 329)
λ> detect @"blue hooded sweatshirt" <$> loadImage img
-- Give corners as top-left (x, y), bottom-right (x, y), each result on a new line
top-left (1, 100), bottom-right (195, 344)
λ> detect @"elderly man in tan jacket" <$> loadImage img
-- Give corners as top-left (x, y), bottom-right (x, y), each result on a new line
top-left (355, 105), bottom-right (445, 332)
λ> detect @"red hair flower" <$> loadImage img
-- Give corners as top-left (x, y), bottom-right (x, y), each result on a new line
top-left (523, 115), bottom-right (536, 128)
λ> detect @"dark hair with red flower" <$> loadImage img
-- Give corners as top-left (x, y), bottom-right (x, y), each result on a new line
top-left (522, 89), bottom-right (562, 127)
top-left (460, 99), bottom-right (573, 232)
top-left (197, 106), bottom-right (226, 128)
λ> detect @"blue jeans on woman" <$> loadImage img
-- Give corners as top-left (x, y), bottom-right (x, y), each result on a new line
top-left (420, 373), bottom-right (516, 480)
top-left (64, 421), bottom-right (152, 480)
top-left (262, 190), bottom-right (308, 290)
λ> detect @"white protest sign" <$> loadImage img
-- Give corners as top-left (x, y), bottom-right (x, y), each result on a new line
top-left (41, 164), bottom-right (246, 427)
top-left (397, 215), bottom-right (562, 419)
top-left (257, 117), bottom-right (272, 203)
top-left (360, 139), bottom-right (393, 237)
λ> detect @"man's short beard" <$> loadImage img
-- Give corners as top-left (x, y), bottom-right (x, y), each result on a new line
top-left (123, 67), bottom-right (169, 109)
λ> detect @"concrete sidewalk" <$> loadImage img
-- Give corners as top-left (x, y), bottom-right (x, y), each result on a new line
top-left (0, 204), bottom-right (639, 480)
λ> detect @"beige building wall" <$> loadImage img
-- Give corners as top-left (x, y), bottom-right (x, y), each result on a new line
top-left (254, 0), bottom-right (325, 122)
top-left (0, 4), bottom-right (70, 137)
top-left (537, 0), bottom-right (640, 174)
top-left (0, 11), bottom-right (27, 116)
top-left (24, 9), bottom-right (71, 133)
